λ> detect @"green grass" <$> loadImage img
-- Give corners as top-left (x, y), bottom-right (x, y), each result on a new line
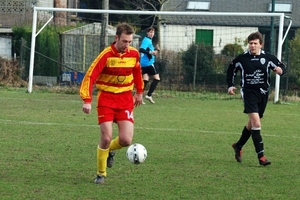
top-left (0, 87), bottom-right (300, 199)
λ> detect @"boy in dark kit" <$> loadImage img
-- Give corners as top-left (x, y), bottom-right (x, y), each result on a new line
top-left (226, 31), bottom-right (285, 166)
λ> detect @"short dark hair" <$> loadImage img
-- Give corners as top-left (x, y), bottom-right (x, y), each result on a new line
top-left (248, 32), bottom-right (263, 44)
top-left (116, 23), bottom-right (135, 37)
top-left (145, 27), bottom-right (155, 33)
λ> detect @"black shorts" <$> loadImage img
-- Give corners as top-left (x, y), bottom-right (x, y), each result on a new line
top-left (241, 88), bottom-right (269, 118)
top-left (142, 64), bottom-right (159, 76)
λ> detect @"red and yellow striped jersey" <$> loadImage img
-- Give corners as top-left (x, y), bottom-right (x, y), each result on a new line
top-left (80, 42), bottom-right (144, 103)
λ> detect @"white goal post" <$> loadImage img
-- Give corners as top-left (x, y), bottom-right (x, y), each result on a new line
top-left (28, 7), bottom-right (291, 103)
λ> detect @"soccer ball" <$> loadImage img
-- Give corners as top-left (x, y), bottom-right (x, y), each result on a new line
top-left (126, 143), bottom-right (147, 164)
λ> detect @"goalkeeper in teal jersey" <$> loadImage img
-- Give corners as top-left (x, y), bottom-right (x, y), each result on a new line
top-left (139, 27), bottom-right (160, 104)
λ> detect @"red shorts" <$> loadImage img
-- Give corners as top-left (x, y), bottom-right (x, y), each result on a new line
top-left (96, 91), bottom-right (135, 124)
top-left (97, 107), bottom-right (134, 124)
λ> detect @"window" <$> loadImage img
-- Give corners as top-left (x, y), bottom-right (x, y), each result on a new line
top-left (186, 1), bottom-right (210, 11)
top-left (268, 2), bottom-right (292, 13)
top-left (195, 29), bottom-right (213, 46)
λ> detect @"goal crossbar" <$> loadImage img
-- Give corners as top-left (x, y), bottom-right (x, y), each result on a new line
top-left (28, 7), bottom-right (291, 102)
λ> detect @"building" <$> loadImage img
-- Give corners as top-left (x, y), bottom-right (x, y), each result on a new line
top-left (61, 23), bottom-right (141, 74)
top-left (0, 28), bottom-right (13, 59)
top-left (160, 0), bottom-right (300, 54)
top-left (0, 0), bottom-right (79, 59)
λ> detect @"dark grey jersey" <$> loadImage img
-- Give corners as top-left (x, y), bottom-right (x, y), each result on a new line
top-left (226, 50), bottom-right (286, 90)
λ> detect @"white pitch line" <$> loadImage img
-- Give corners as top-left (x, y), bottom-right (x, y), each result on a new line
top-left (1, 119), bottom-right (300, 139)
top-left (0, 97), bottom-right (81, 103)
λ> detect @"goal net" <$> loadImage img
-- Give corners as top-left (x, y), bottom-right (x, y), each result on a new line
top-left (25, 7), bottom-right (290, 102)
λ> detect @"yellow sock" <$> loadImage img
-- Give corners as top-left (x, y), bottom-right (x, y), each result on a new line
top-left (96, 146), bottom-right (109, 177)
top-left (109, 136), bottom-right (123, 151)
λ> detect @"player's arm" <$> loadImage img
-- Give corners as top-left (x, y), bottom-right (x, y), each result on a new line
top-left (79, 53), bottom-right (107, 113)
top-left (273, 61), bottom-right (286, 76)
top-left (139, 38), bottom-right (156, 59)
top-left (269, 54), bottom-right (286, 76)
top-left (139, 38), bottom-right (150, 54)
top-left (132, 61), bottom-right (144, 107)
top-left (139, 48), bottom-right (149, 54)
top-left (226, 61), bottom-right (237, 95)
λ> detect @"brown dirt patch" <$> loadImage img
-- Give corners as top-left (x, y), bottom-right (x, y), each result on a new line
top-left (0, 57), bottom-right (27, 87)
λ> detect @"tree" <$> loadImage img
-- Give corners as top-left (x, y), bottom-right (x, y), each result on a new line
top-left (289, 28), bottom-right (300, 85)
top-left (79, 0), bottom-right (144, 25)
top-left (221, 43), bottom-right (244, 57)
top-left (122, 0), bottom-right (169, 26)
top-left (121, 0), bottom-right (185, 48)
top-left (181, 43), bottom-right (215, 85)
top-left (221, 37), bottom-right (245, 57)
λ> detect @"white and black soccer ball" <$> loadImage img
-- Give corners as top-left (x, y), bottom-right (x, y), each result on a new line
top-left (126, 143), bottom-right (147, 164)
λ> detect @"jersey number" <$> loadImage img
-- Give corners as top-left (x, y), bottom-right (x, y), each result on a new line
top-left (125, 110), bottom-right (134, 120)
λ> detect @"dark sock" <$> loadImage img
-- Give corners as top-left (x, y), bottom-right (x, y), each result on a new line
top-left (251, 129), bottom-right (264, 159)
top-left (143, 80), bottom-right (149, 90)
top-left (147, 79), bottom-right (159, 96)
top-left (236, 126), bottom-right (251, 149)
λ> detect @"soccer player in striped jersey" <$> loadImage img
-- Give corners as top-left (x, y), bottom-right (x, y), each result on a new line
top-left (80, 23), bottom-right (144, 184)
top-left (226, 31), bottom-right (285, 166)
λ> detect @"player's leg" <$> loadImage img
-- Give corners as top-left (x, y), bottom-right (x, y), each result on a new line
top-left (95, 121), bottom-right (113, 184)
top-left (249, 112), bottom-right (263, 159)
top-left (117, 120), bottom-right (134, 147)
top-left (250, 92), bottom-right (270, 166)
top-left (94, 106), bottom-right (114, 184)
top-left (107, 127), bottom-right (127, 168)
top-left (145, 65), bottom-right (160, 103)
top-left (243, 89), bottom-right (265, 161)
top-left (106, 108), bottom-right (135, 170)
top-left (232, 88), bottom-right (252, 163)
top-left (148, 73), bottom-right (160, 95)
top-left (236, 123), bottom-right (252, 149)
top-left (249, 112), bottom-right (270, 165)
top-left (143, 73), bottom-right (150, 88)
top-left (115, 108), bottom-right (134, 147)
top-left (142, 68), bottom-right (149, 104)
top-left (232, 121), bottom-right (252, 162)
top-left (142, 68), bottom-right (150, 88)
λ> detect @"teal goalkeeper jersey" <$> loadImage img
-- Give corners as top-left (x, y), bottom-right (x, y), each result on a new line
top-left (140, 37), bottom-right (155, 67)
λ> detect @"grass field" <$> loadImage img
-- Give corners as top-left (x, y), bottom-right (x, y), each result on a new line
top-left (0, 87), bottom-right (300, 200)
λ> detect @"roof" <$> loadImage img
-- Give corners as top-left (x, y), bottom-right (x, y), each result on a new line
top-left (162, 0), bottom-right (300, 27)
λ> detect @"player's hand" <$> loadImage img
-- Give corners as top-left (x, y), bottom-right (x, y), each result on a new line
top-left (133, 93), bottom-right (143, 107)
top-left (228, 86), bottom-right (236, 95)
top-left (273, 67), bottom-right (283, 75)
top-left (82, 103), bottom-right (92, 114)
top-left (151, 50), bottom-right (158, 56)
top-left (155, 44), bottom-right (160, 51)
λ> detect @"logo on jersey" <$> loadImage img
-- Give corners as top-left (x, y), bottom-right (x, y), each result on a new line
top-left (110, 59), bottom-right (116, 66)
top-left (117, 75), bottom-right (126, 82)
top-left (260, 58), bottom-right (266, 65)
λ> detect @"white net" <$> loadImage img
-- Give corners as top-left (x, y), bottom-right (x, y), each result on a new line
top-left (24, 8), bottom-right (288, 100)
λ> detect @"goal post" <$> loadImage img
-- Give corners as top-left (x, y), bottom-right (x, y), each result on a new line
top-left (28, 7), bottom-right (290, 102)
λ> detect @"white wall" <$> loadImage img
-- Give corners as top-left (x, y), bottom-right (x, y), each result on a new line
top-left (37, 0), bottom-right (54, 22)
top-left (0, 37), bottom-right (12, 59)
top-left (37, 0), bottom-right (54, 7)
top-left (160, 24), bottom-right (258, 54)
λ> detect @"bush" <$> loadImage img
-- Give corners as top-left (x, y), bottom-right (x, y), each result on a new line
top-left (221, 43), bottom-right (244, 57)
top-left (289, 28), bottom-right (300, 84)
top-left (181, 42), bottom-right (215, 84)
